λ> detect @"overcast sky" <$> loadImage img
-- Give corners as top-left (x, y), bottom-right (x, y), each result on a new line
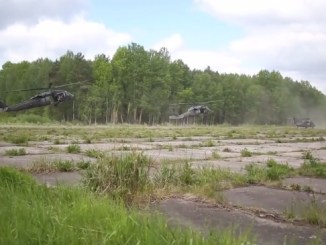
top-left (1, 0), bottom-right (325, 93)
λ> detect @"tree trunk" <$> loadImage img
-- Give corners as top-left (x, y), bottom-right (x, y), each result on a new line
top-left (133, 107), bottom-right (137, 124)
top-left (139, 109), bottom-right (143, 124)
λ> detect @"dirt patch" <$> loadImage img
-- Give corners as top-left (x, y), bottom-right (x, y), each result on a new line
top-left (157, 198), bottom-right (326, 245)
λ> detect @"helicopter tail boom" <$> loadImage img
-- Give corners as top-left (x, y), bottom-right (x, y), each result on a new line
top-left (0, 100), bottom-right (8, 112)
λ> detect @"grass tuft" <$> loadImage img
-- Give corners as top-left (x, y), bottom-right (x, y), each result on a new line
top-left (83, 152), bottom-right (152, 203)
top-left (85, 149), bottom-right (105, 159)
top-left (66, 144), bottom-right (81, 153)
top-left (5, 148), bottom-right (26, 156)
top-left (241, 148), bottom-right (253, 157)
top-left (28, 158), bottom-right (76, 173)
top-left (245, 159), bottom-right (293, 183)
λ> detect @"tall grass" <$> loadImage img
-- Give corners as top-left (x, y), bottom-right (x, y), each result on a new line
top-left (0, 167), bottom-right (253, 245)
top-left (154, 162), bottom-right (247, 199)
top-left (83, 152), bottom-right (152, 203)
top-left (298, 151), bottom-right (326, 177)
top-left (245, 159), bottom-right (293, 184)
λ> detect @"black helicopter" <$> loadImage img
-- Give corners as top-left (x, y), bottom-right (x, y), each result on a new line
top-left (0, 82), bottom-right (78, 113)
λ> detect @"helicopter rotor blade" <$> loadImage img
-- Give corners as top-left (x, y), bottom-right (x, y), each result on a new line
top-left (1, 80), bottom-right (90, 93)
top-left (169, 100), bottom-right (222, 106)
top-left (52, 80), bottom-right (89, 89)
top-left (1, 87), bottom-right (49, 93)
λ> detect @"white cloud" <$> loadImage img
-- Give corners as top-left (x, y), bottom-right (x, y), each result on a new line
top-left (194, 0), bottom-right (326, 26)
top-left (174, 50), bottom-right (245, 73)
top-left (0, 16), bottom-right (132, 64)
top-left (0, 0), bottom-right (87, 28)
top-left (152, 33), bottom-right (184, 53)
top-left (193, 0), bottom-right (326, 93)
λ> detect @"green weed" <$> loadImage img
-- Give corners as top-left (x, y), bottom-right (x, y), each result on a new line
top-left (211, 151), bottom-right (221, 159)
top-left (200, 140), bottom-right (215, 147)
top-left (53, 160), bottom-right (76, 172)
top-left (5, 148), bottom-right (26, 156)
top-left (76, 160), bottom-right (91, 170)
top-left (83, 152), bottom-right (152, 203)
top-left (6, 133), bottom-right (29, 145)
top-left (245, 164), bottom-right (267, 184)
top-left (28, 158), bottom-right (76, 173)
top-left (266, 159), bottom-right (293, 181)
top-left (85, 149), bottom-right (105, 159)
top-left (245, 160), bottom-right (293, 183)
top-left (298, 161), bottom-right (326, 177)
top-left (241, 148), bottom-right (253, 157)
top-left (66, 144), bottom-right (81, 153)
top-left (154, 162), bottom-right (246, 197)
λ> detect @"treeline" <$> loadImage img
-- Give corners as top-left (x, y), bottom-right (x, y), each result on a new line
top-left (0, 43), bottom-right (325, 125)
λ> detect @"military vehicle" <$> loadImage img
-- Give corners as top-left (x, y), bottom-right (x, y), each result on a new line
top-left (293, 117), bottom-right (315, 128)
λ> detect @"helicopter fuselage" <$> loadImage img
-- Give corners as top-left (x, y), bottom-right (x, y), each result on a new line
top-left (0, 90), bottom-right (74, 112)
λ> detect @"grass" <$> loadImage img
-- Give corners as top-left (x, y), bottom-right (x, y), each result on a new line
top-left (85, 149), bottom-right (105, 159)
top-left (245, 159), bottom-right (294, 184)
top-left (66, 144), bottom-right (81, 153)
top-left (0, 124), bottom-right (326, 143)
top-left (298, 151), bottom-right (326, 177)
top-left (241, 148), bottom-right (253, 157)
top-left (297, 160), bottom-right (326, 178)
top-left (83, 152), bottom-right (153, 203)
top-left (200, 139), bottom-right (215, 147)
top-left (4, 133), bottom-right (30, 145)
top-left (0, 167), bottom-right (253, 245)
top-left (284, 194), bottom-right (326, 228)
top-left (154, 162), bottom-right (247, 199)
top-left (211, 151), bottom-right (221, 159)
top-left (302, 196), bottom-right (326, 227)
top-left (27, 159), bottom-right (78, 173)
top-left (5, 148), bottom-right (26, 156)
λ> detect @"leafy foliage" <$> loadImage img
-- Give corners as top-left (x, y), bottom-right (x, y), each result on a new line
top-left (1, 45), bottom-right (325, 125)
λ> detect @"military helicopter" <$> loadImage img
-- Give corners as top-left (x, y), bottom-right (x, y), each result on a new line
top-left (0, 82), bottom-right (80, 113)
top-left (169, 105), bottom-right (212, 120)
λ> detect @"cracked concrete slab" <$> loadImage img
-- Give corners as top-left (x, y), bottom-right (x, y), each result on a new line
top-left (224, 186), bottom-right (326, 216)
top-left (0, 146), bottom-right (52, 155)
top-left (0, 153), bottom-right (95, 169)
top-left (33, 171), bottom-right (82, 187)
top-left (283, 177), bottom-right (326, 194)
top-left (157, 198), bottom-right (326, 245)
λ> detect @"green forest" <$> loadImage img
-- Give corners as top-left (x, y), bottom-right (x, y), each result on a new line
top-left (0, 42), bottom-right (325, 125)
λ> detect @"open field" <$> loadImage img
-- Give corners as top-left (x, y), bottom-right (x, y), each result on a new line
top-left (1, 124), bottom-right (326, 244)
